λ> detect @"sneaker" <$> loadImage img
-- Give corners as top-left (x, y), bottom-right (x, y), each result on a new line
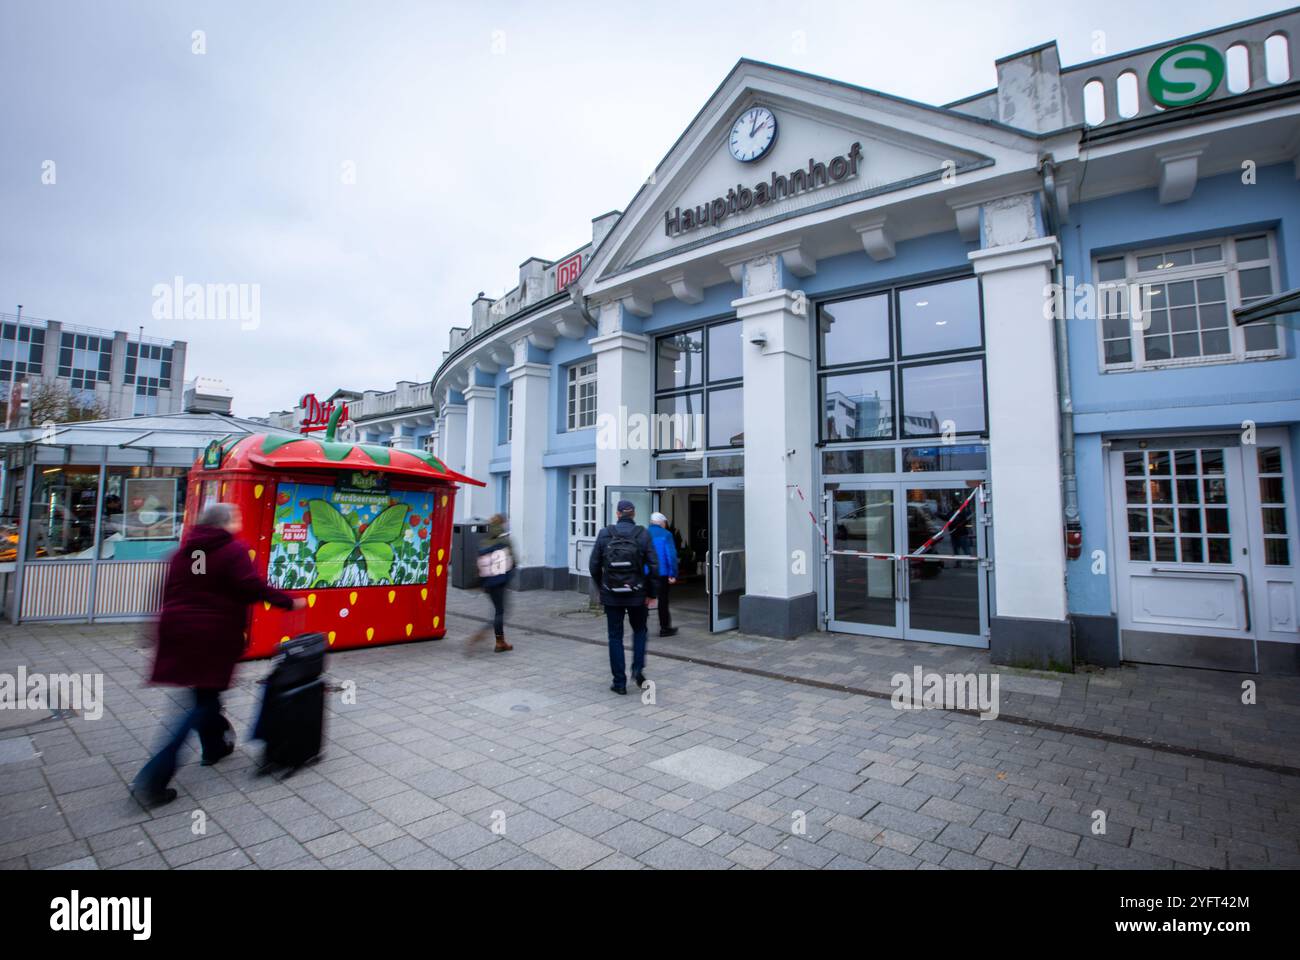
top-left (131, 786), bottom-right (178, 809)
top-left (658, 628), bottom-right (678, 637)
top-left (610, 683), bottom-right (627, 695)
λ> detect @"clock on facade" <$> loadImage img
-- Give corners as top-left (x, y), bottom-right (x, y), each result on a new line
top-left (728, 106), bottom-right (777, 163)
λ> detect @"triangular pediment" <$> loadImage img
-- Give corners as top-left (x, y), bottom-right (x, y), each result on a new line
top-left (585, 61), bottom-right (1043, 291)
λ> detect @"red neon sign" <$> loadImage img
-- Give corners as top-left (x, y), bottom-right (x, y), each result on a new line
top-left (299, 393), bottom-right (348, 433)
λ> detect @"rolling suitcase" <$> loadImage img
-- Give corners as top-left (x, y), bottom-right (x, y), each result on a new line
top-left (253, 632), bottom-right (327, 774)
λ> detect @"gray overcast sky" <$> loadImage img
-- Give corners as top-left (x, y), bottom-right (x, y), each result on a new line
top-left (0, 0), bottom-right (1284, 418)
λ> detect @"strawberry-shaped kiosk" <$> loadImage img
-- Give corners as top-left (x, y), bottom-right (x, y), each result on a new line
top-left (184, 407), bottom-right (484, 659)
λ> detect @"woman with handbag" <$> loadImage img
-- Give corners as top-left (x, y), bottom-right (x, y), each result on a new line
top-left (470, 513), bottom-right (514, 652)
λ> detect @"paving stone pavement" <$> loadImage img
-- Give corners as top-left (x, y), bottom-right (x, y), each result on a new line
top-left (0, 596), bottom-right (1297, 871)
top-left (462, 586), bottom-right (1300, 771)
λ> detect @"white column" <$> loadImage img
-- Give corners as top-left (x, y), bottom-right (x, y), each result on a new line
top-left (507, 340), bottom-right (551, 575)
top-left (432, 414), bottom-right (446, 460)
top-left (462, 383), bottom-right (496, 519)
top-left (733, 281), bottom-right (818, 637)
top-left (591, 301), bottom-right (651, 509)
top-left (440, 402), bottom-right (468, 521)
top-left (970, 235), bottom-right (1069, 630)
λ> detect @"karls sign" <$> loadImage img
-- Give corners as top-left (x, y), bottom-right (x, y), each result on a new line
top-left (299, 393), bottom-right (348, 433)
top-left (665, 141), bottom-right (863, 238)
top-left (1147, 42), bottom-right (1225, 108)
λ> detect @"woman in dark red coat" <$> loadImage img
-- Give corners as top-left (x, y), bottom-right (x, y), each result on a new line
top-left (132, 502), bottom-right (303, 807)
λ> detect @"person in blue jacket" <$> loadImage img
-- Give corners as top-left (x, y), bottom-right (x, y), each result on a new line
top-left (648, 512), bottom-right (679, 637)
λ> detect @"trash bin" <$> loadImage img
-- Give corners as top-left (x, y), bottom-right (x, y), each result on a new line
top-left (451, 520), bottom-right (488, 589)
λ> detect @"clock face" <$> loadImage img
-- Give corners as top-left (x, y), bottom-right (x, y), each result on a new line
top-left (729, 107), bottom-right (777, 163)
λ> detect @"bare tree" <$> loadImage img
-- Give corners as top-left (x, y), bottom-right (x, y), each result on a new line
top-left (25, 380), bottom-right (110, 427)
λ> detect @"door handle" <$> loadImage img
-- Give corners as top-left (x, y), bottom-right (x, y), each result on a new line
top-left (704, 551), bottom-right (711, 596)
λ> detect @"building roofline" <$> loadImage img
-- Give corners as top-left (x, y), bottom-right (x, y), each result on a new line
top-left (1063, 4), bottom-right (1300, 75)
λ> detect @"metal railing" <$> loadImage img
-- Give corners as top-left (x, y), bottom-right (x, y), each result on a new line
top-left (1062, 8), bottom-right (1299, 129)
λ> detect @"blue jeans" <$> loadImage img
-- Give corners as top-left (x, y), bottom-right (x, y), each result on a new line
top-left (133, 688), bottom-right (225, 797)
top-left (605, 604), bottom-right (648, 686)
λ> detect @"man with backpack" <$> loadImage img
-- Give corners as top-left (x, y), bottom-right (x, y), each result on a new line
top-left (589, 499), bottom-right (659, 695)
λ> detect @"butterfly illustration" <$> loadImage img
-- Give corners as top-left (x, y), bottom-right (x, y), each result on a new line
top-left (308, 498), bottom-right (409, 586)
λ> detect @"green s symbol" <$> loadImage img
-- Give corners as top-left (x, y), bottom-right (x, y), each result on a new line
top-left (1147, 43), bottom-right (1224, 108)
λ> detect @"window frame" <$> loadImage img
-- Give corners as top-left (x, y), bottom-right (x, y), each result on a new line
top-left (652, 316), bottom-right (741, 455)
top-left (1094, 232), bottom-right (1282, 373)
top-left (816, 272), bottom-right (986, 445)
top-left (566, 360), bottom-right (598, 432)
top-left (568, 467), bottom-right (597, 539)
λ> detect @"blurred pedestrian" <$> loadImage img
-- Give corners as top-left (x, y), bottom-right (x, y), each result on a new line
top-left (589, 500), bottom-right (658, 694)
top-left (471, 513), bottom-right (514, 652)
top-left (132, 503), bottom-right (304, 807)
top-left (648, 512), bottom-right (678, 637)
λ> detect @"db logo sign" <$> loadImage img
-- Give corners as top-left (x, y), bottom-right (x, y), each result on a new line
top-left (555, 254), bottom-right (582, 291)
top-left (1147, 43), bottom-right (1224, 108)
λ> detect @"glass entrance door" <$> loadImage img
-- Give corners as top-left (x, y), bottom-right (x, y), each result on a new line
top-left (604, 487), bottom-right (658, 527)
top-left (826, 480), bottom-right (988, 647)
top-left (827, 485), bottom-right (902, 637)
top-left (709, 485), bottom-right (745, 631)
top-left (901, 483), bottom-right (987, 646)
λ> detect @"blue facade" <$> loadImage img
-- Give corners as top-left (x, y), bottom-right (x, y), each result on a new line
top-left (1064, 163), bottom-right (1300, 619)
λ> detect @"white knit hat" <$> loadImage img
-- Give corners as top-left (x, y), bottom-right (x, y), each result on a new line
top-left (650, 512), bottom-right (668, 525)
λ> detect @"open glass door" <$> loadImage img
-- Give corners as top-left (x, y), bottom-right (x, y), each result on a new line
top-left (709, 485), bottom-right (745, 631)
top-left (603, 487), bottom-right (659, 528)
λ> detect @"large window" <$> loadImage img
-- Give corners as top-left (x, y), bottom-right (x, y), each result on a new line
top-left (125, 342), bottom-right (174, 389)
top-left (654, 319), bottom-right (742, 453)
top-left (27, 466), bottom-right (99, 559)
top-left (569, 468), bottom-right (597, 538)
top-left (566, 361), bottom-right (597, 431)
top-left (27, 464), bottom-right (189, 561)
top-left (502, 383), bottom-right (514, 442)
top-left (819, 276), bottom-right (985, 443)
top-left (1096, 232), bottom-right (1279, 370)
top-left (133, 385), bottom-right (159, 417)
top-left (58, 333), bottom-right (112, 391)
top-left (101, 466), bottom-right (188, 559)
top-left (0, 323), bottom-right (45, 384)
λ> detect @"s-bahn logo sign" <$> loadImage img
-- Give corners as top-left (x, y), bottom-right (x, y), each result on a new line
top-left (665, 141), bottom-right (863, 237)
top-left (1147, 43), bottom-right (1225, 108)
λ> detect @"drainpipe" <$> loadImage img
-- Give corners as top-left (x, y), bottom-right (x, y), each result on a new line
top-left (1040, 156), bottom-right (1081, 546)
top-left (567, 283), bottom-right (597, 328)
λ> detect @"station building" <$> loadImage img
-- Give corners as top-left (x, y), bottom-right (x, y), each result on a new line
top-left (429, 9), bottom-right (1300, 673)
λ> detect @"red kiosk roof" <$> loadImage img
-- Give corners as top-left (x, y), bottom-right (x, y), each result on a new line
top-left (206, 433), bottom-right (486, 486)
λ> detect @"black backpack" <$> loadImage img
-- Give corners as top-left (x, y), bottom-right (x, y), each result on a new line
top-left (601, 524), bottom-right (645, 594)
